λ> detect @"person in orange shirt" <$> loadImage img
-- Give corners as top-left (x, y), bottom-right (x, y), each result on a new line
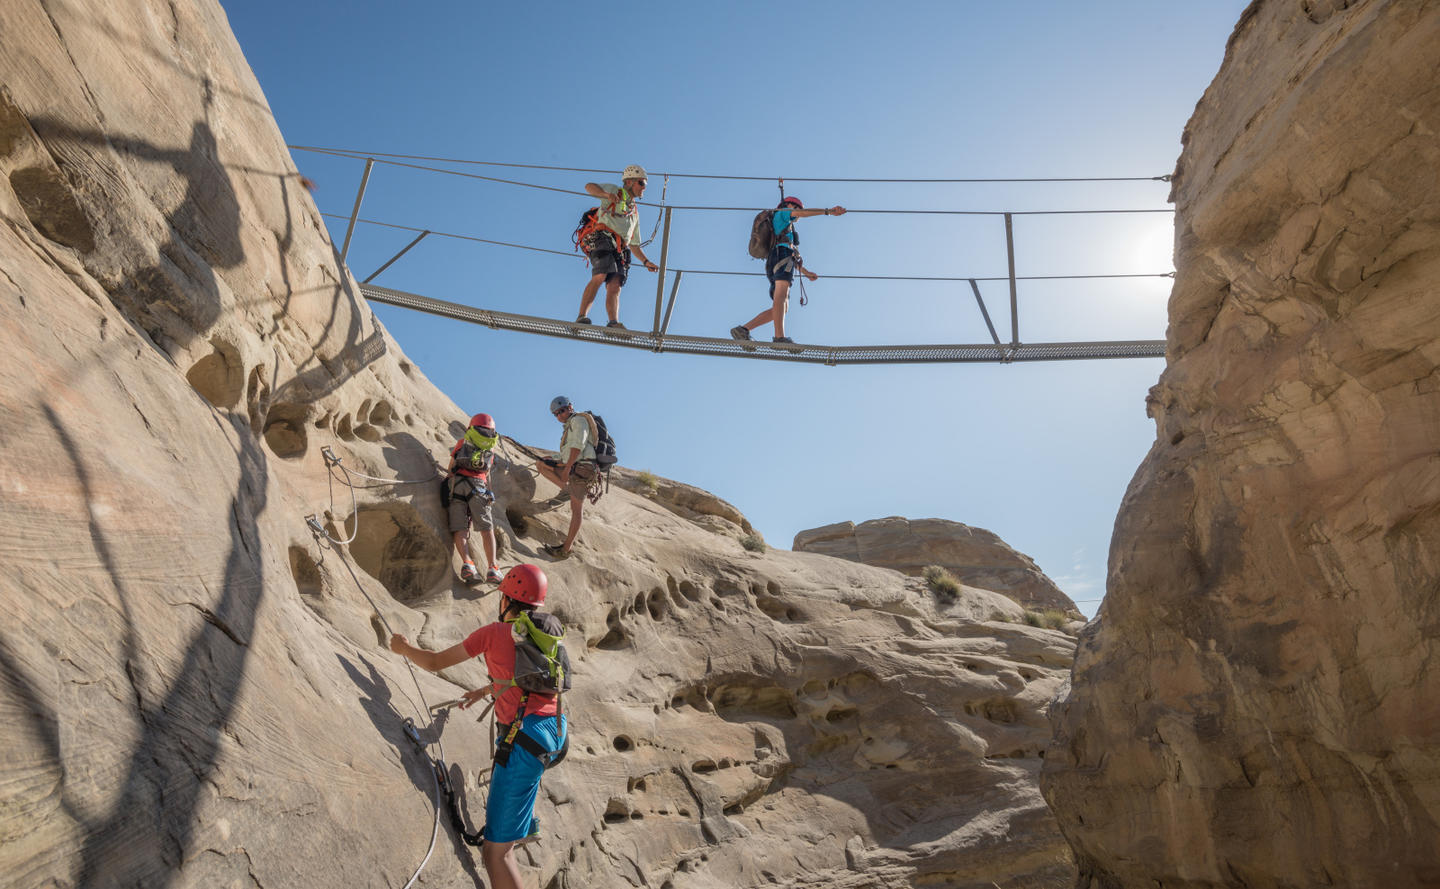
top-left (390, 565), bottom-right (566, 889)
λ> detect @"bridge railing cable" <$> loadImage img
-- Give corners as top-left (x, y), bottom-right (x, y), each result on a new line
top-left (319, 212), bottom-right (1174, 284)
top-left (289, 143), bottom-right (1172, 184)
top-left (293, 147), bottom-right (1174, 217)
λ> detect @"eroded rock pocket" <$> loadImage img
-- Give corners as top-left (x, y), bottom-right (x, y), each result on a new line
top-left (346, 501), bottom-right (448, 603)
top-left (263, 402), bottom-right (309, 459)
top-left (185, 338), bottom-right (243, 409)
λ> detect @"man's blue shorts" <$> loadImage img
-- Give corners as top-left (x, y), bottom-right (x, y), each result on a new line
top-left (485, 714), bottom-right (566, 844)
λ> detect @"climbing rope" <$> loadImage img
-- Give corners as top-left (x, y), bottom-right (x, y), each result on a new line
top-left (289, 143), bottom-right (1173, 183)
top-left (310, 447), bottom-right (443, 545)
top-left (303, 520), bottom-right (445, 888)
top-left (303, 445), bottom-right (506, 884)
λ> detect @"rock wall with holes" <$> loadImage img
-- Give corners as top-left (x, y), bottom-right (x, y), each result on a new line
top-left (0, 2), bottom-right (1077, 888)
top-left (1041, 3), bottom-right (1440, 888)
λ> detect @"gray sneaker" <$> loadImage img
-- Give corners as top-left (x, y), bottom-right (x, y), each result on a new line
top-left (575, 316), bottom-right (592, 325)
top-left (730, 325), bottom-right (751, 341)
top-left (541, 543), bottom-right (570, 560)
top-left (773, 336), bottom-right (795, 344)
top-left (606, 320), bottom-right (627, 329)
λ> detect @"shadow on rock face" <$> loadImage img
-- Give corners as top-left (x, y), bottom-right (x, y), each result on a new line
top-left (336, 654), bottom-right (484, 885)
top-left (27, 112), bottom-right (244, 353)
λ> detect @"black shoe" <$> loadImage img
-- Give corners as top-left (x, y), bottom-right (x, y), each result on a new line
top-left (730, 325), bottom-right (751, 341)
top-left (606, 320), bottom-right (627, 329)
top-left (575, 316), bottom-right (592, 325)
top-left (541, 543), bottom-right (570, 560)
top-left (772, 336), bottom-right (795, 344)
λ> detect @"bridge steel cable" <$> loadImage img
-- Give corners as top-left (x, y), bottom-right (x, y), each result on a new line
top-left (294, 148), bottom-right (1175, 216)
top-left (319, 212), bottom-right (1176, 285)
top-left (290, 143), bottom-right (1172, 184)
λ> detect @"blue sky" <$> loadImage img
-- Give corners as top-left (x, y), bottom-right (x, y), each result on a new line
top-left (225, 1), bottom-right (1249, 616)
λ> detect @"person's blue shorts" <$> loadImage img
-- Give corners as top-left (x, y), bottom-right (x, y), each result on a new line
top-left (766, 245), bottom-right (796, 297)
top-left (484, 714), bottom-right (566, 844)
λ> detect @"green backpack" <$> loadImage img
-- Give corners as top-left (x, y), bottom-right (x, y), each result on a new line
top-left (507, 611), bottom-right (572, 696)
top-left (493, 611), bottom-right (572, 770)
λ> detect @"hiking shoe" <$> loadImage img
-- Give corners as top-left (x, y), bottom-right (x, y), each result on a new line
top-left (730, 325), bottom-right (751, 341)
top-left (575, 316), bottom-right (592, 325)
top-left (460, 563), bottom-right (478, 583)
top-left (773, 336), bottom-right (795, 344)
top-left (541, 543), bottom-right (570, 560)
top-left (484, 566), bottom-right (503, 583)
top-left (606, 320), bottom-right (627, 329)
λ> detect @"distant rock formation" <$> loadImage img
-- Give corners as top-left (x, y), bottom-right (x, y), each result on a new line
top-left (1043, 3), bottom-right (1440, 887)
top-left (795, 517), bottom-right (1077, 613)
top-left (0, 2), bottom-right (1077, 887)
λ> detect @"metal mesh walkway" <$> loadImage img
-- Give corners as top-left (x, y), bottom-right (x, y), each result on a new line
top-left (360, 284), bottom-right (1166, 365)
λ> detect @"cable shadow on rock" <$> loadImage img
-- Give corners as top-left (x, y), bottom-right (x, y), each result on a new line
top-left (26, 102), bottom-right (386, 405)
top-left (35, 408), bottom-right (271, 889)
top-left (337, 653), bottom-right (485, 887)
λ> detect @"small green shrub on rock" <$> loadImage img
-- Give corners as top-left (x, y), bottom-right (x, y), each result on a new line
top-left (1041, 609), bottom-right (1069, 629)
top-left (740, 534), bottom-right (766, 552)
top-left (923, 565), bottom-right (960, 602)
top-left (1021, 609), bottom-right (1071, 629)
top-left (636, 470), bottom-right (659, 497)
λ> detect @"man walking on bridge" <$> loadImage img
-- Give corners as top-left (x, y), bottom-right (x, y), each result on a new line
top-left (575, 165), bottom-right (659, 329)
top-left (731, 196), bottom-right (846, 344)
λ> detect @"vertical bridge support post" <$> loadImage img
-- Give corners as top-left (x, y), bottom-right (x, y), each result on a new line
top-left (651, 207), bottom-right (673, 335)
top-left (339, 157), bottom-right (375, 268)
top-left (1004, 212), bottom-right (1019, 347)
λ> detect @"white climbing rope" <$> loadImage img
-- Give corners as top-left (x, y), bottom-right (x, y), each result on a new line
top-left (306, 518), bottom-right (446, 889)
top-left (311, 447), bottom-right (443, 546)
top-left (303, 445), bottom-right (487, 886)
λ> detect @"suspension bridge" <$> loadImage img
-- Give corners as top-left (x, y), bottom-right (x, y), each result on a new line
top-left (297, 146), bottom-right (1175, 365)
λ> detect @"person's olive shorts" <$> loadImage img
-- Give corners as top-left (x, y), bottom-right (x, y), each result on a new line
top-left (446, 476), bottom-right (494, 533)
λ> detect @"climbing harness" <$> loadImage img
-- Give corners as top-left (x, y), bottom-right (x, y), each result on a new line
top-left (507, 433), bottom-right (610, 505)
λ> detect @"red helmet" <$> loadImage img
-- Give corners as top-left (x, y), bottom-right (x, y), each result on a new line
top-left (499, 564), bottom-right (547, 606)
top-left (779, 196), bottom-right (804, 209)
top-left (469, 413), bottom-right (496, 434)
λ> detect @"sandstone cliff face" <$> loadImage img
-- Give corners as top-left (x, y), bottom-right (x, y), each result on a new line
top-left (794, 517), bottom-right (1077, 613)
top-left (0, 3), bottom-right (1077, 888)
top-left (1042, 3), bottom-right (1440, 887)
